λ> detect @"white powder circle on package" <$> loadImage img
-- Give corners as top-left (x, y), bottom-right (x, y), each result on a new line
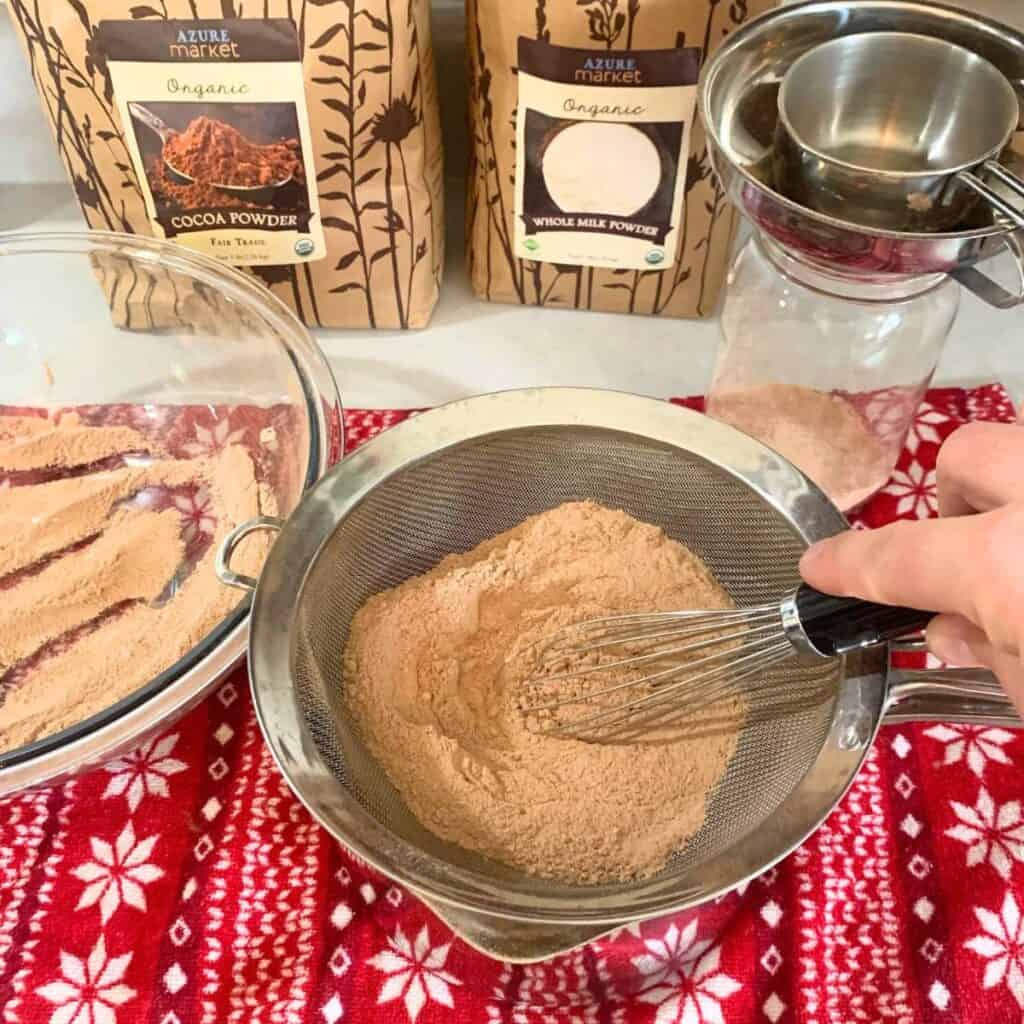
top-left (542, 122), bottom-right (662, 216)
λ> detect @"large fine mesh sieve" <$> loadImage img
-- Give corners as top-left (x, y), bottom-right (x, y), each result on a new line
top-left (242, 390), bottom-right (885, 924)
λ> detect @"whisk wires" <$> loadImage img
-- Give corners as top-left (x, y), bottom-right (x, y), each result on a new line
top-left (521, 607), bottom-right (821, 739)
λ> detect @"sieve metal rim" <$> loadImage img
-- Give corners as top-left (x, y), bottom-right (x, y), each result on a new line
top-left (246, 388), bottom-right (886, 925)
top-left (699, 0), bottom-right (1024, 242)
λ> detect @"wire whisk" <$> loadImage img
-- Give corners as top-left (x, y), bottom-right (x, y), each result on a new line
top-left (521, 585), bottom-right (932, 738)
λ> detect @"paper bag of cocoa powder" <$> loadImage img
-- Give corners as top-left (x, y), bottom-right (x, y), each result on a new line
top-left (6, 0), bottom-right (444, 329)
top-left (465, 0), bottom-right (773, 318)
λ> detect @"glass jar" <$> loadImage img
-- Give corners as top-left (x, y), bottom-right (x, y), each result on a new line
top-left (707, 232), bottom-right (960, 512)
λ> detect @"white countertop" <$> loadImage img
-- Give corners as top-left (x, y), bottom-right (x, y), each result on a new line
top-left (2, 4), bottom-right (1022, 411)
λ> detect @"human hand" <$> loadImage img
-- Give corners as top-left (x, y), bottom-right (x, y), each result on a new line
top-left (799, 421), bottom-right (1024, 713)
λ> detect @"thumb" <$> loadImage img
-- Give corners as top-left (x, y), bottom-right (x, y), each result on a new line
top-left (926, 614), bottom-right (985, 667)
top-left (798, 516), bottom-right (984, 617)
top-left (928, 613), bottom-right (1024, 717)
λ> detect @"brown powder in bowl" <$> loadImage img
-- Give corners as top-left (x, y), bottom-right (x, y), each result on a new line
top-left (0, 412), bottom-right (151, 471)
top-left (342, 500), bottom-right (744, 885)
top-left (0, 506), bottom-right (184, 671)
top-left (0, 416), bottom-right (273, 752)
top-left (707, 383), bottom-right (893, 511)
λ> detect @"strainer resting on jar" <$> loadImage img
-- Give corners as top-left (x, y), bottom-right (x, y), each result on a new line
top-left (217, 389), bottom-right (1019, 962)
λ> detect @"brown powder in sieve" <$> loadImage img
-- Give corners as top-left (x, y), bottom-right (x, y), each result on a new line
top-left (707, 383), bottom-right (893, 511)
top-left (0, 417), bottom-right (273, 751)
top-left (343, 500), bottom-right (744, 884)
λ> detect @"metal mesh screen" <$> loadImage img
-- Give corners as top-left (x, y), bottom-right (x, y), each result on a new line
top-left (290, 426), bottom-right (838, 898)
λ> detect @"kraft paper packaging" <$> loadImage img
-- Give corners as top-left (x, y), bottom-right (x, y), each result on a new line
top-left (466, 0), bottom-right (774, 319)
top-left (6, 0), bottom-right (444, 329)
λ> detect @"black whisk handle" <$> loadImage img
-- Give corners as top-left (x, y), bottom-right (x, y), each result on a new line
top-left (791, 584), bottom-right (933, 658)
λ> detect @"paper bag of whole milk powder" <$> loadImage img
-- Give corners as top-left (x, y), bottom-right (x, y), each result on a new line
top-left (465, 0), bottom-right (773, 318)
top-left (6, 0), bottom-right (444, 328)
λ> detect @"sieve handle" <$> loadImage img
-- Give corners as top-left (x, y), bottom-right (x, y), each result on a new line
top-left (885, 669), bottom-right (1021, 727)
top-left (951, 164), bottom-right (1024, 309)
top-left (958, 163), bottom-right (1024, 231)
top-left (788, 585), bottom-right (931, 657)
top-left (215, 516), bottom-right (282, 591)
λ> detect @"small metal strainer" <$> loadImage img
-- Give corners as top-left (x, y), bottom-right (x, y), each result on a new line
top-left (217, 389), bottom-right (1018, 961)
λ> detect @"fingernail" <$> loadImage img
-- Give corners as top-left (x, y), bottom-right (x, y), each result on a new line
top-left (799, 543), bottom-right (824, 571)
top-left (934, 637), bottom-right (977, 667)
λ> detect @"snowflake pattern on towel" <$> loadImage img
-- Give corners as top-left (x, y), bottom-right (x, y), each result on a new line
top-left (0, 385), bottom-right (1020, 1024)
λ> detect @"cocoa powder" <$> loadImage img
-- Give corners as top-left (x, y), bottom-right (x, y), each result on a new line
top-left (0, 412), bottom-right (151, 471)
top-left (148, 156), bottom-right (259, 212)
top-left (0, 507), bottom-right (184, 672)
top-left (0, 458), bottom-right (200, 578)
top-left (343, 501), bottom-right (744, 884)
top-left (163, 116), bottom-right (303, 188)
top-left (0, 416), bottom-right (273, 752)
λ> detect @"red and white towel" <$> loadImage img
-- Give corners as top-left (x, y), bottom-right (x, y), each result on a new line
top-left (0, 384), bottom-right (1020, 1024)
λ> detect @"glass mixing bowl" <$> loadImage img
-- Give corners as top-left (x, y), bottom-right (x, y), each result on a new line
top-left (0, 230), bottom-right (341, 795)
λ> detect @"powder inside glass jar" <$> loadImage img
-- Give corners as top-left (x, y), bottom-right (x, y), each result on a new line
top-left (708, 383), bottom-right (894, 511)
